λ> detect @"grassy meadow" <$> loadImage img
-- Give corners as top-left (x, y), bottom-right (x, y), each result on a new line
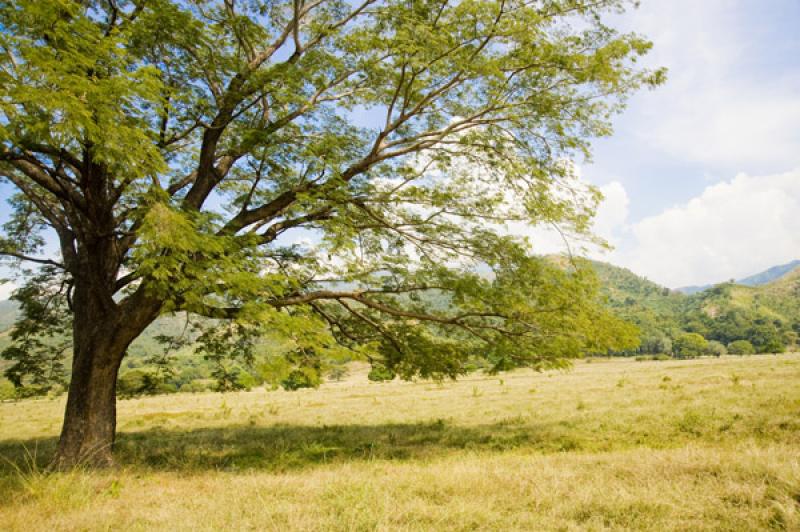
top-left (1, 354), bottom-right (799, 530)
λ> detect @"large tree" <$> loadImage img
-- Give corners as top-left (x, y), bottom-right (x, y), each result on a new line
top-left (0, 0), bottom-right (661, 468)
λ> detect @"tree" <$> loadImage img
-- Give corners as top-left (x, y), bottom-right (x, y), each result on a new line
top-left (673, 333), bottom-right (708, 359)
top-left (705, 340), bottom-right (726, 357)
top-left (727, 340), bottom-right (755, 356)
top-left (0, 0), bottom-right (661, 467)
top-left (640, 334), bottom-right (672, 355)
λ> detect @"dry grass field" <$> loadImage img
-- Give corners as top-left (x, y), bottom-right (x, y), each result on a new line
top-left (1, 354), bottom-right (799, 531)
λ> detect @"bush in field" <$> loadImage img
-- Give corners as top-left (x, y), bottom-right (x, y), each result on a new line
top-left (281, 368), bottom-right (321, 391)
top-left (118, 368), bottom-right (179, 397)
top-left (727, 340), bottom-right (756, 355)
top-left (180, 379), bottom-right (216, 393)
top-left (640, 335), bottom-right (673, 355)
top-left (673, 333), bottom-right (709, 358)
top-left (783, 331), bottom-right (798, 350)
top-left (0, 378), bottom-right (15, 400)
top-left (747, 323), bottom-right (785, 353)
top-left (117, 370), bottom-right (150, 398)
top-left (235, 371), bottom-right (259, 391)
top-left (368, 365), bottom-right (396, 382)
top-left (155, 382), bottom-right (178, 394)
top-left (706, 341), bottom-right (727, 357)
top-left (635, 354), bottom-right (674, 362)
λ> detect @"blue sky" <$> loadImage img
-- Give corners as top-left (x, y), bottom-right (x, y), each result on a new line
top-left (566, 0), bottom-right (800, 288)
top-left (1, 0), bottom-right (799, 297)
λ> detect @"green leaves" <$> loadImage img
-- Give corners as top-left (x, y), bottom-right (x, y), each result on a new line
top-left (1, 266), bottom-right (70, 395)
top-left (0, 0), bottom-right (660, 391)
top-left (0, 0), bottom-right (166, 181)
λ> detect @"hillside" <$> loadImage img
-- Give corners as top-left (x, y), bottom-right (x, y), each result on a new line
top-left (592, 260), bottom-right (800, 354)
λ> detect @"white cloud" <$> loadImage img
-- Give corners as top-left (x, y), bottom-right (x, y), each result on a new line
top-left (618, 0), bottom-right (800, 171)
top-left (610, 169), bottom-right (800, 288)
top-left (0, 281), bottom-right (15, 301)
top-left (591, 181), bottom-right (629, 249)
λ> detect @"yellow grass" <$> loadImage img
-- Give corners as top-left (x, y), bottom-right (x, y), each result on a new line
top-left (1, 354), bottom-right (799, 530)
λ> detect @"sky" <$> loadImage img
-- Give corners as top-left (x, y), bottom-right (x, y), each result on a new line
top-left (566, 0), bottom-right (800, 288)
top-left (1, 0), bottom-right (799, 298)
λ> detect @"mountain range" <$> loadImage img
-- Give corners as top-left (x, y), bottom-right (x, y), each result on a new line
top-left (676, 259), bottom-right (800, 294)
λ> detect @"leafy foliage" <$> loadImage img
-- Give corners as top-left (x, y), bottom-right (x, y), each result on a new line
top-left (673, 333), bottom-right (708, 359)
top-left (0, 267), bottom-right (70, 395)
top-left (367, 365), bottom-right (396, 382)
top-left (0, 0), bottom-right (660, 404)
top-left (727, 340), bottom-right (755, 356)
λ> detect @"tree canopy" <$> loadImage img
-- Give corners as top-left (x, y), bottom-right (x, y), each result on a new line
top-left (0, 0), bottom-right (660, 466)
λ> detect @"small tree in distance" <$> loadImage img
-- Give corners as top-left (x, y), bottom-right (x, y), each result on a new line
top-left (727, 340), bottom-right (755, 356)
top-left (673, 333), bottom-right (709, 359)
top-left (0, 0), bottom-right (661, 467)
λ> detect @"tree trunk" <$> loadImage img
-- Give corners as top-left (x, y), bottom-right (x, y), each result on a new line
top-left (52, 333), bottom-right (123, 469)
top-left (48, 156), bottom-right (163, 469)
top-left (51, 271), bottom-right (161, 469)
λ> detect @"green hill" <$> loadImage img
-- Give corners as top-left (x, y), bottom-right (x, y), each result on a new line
top-left (590, 261), bottom-right (800, 355)
top-left (589, 261), bottom-right (685, 352)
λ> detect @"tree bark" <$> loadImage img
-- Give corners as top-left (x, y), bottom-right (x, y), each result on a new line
top-left (52, 333), bottom-right (123, 469)
top-left (51, 265), bottom-right (161, 469)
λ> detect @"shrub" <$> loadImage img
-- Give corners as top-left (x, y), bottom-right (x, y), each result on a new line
top-left (46, 384), bottom-right (66, 398)
top-left (281, 368), bottom-right (321, 391)
top-left (154, 382), bottom-right (178, 395)
top-left (117, 369), bottom-right (149, 398)
top-left (635, 354), bottom-right (673, 362)
top-left (180, 379), bottom-right (216, 393)
top-left (640, 335), bottom-right (672, 355)
top-left (0, 378), bottom-right (16, 400)
top-left (673, 333), bottom-right (708, 358)
top-left (727, 340), bottom-right (755, 355)
top-left (706, 340), bottom-right (727, 357)
top-left (118, 368), bottom-right (178, 397)
top-left (747, 323), bottom-right (785, 353)
top-left (236, 371), bottom-right (258, 391)
top-left (368, 365), bottom-right (395, 382)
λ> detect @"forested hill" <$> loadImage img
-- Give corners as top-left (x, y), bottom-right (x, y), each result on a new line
top-left (591, 260), bottom-right (800, 355)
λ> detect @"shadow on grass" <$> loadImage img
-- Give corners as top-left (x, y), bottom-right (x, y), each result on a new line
top-left (0, 418), bottom-right (582, 475)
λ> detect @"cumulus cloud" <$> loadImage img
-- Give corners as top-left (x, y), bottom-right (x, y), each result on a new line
top-left (0, 281), bottom-right (15, 301)
top-left (608, 169), bottom-right (800, 288)
top-left (616, 0), bottom-right (800, 172)
top-left (591, 181), bottom-right (630, 249)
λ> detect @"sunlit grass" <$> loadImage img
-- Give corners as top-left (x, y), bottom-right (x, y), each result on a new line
top-left (1, 354), bottom-right (799, 530)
